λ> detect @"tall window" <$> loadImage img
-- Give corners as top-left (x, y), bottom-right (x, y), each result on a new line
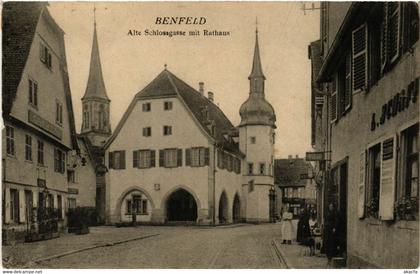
top-left (83, 104), bottom-right (89, 129)
top-left (25, 135), bottom-right (32, 161)
top-left (10, 189), bottom-right (19, 223)
top-left (367, 143), bottom-right (381, 218)
top-left (25, 190), bottom-right (33, 224)
top-left (403, 124), bottom-right (419, 202)
top-left (56, 101), bottom-right (63, 125)
top-left (109, 151), bottom-right (126, 170)
top-left (142, 103), bottom-right (151, 112)
top-left (6, 126), bottom-right (15, 156)
top-left (163, 126), bottom-right (172, 136)
top-left (164, 101), bottom-right (173, 110)
top-left (40, 43), bottom-right (52, 69)
top-left (67, 170), bottom-right (75, 183)
top-left (143, 127), bottom-right (152, 137)
top-left (164, 149), bottom-right (178, 167)
top-left (247, 163), bottom-right (253, 175)
top-left (139, 150), bottom-right (152, 168)
top-left (37, 140), bottom-right (44, 165)
top-left (28, 79), bottom-right (38, 107)
top-left (248, 180), bottom-right (254, 193)
top-left (68, 198), bottom-right (76, 209)
top-left (190, 147), bottom-right (206, 167)
top-left (259, 163), bottom-right (266, 175)
top-left (54, 148), bottom-right (65, 173)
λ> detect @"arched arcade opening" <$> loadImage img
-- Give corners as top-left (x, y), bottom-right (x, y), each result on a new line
top-left (232, 193), bottom-right (241, 223)
top-left (166, 189), bottom-right (198, 222)
top-left (218, 191), bottom-right (229, 224)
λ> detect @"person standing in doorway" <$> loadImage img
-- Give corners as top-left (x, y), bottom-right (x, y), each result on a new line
top-left (324, 203), bottom-right (338, 267)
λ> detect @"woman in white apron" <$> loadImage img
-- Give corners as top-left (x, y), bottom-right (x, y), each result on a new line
top-left (281, 209), bottom-right (294, 244)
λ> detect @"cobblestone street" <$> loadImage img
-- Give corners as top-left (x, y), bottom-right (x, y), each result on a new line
top-left (4, 224), bottom-right (289, 269)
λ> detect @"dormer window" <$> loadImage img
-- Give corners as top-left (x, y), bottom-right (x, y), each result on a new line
top-left (40, 43), bottom-right (52, 69)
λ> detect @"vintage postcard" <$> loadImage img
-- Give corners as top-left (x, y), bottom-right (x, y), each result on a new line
top-left (1, 1), bottom-right (419, 270)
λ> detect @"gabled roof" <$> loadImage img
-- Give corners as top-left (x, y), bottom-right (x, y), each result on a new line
top-left (105, 69), bottom-right (244, 157)
top-left (274, 158), bottom-right (311, 187)
top-left (2, 2), bottom-right (79, 151)
top-left (2, 2), bottom-right (46, 118)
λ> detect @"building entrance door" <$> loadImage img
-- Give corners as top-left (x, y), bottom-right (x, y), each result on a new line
top-left (166, 189), bottom-right (197, 222)
top-left (338, 162), bottom-right (348, 257)
top-left (232, 194), bottom-right (241, 223)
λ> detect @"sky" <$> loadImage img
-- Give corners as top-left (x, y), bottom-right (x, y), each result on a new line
top-left (48, 2), bottom-right (320, 158)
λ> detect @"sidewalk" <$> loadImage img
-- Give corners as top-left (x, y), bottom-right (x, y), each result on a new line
top-left (2, 226), bottom-right (160, 268)
top-left (273, 238), bottom-right (328, 269)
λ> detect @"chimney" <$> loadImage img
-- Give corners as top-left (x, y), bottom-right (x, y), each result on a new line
top-left (199, 82), bottom-right (204, 95)
top-left (208, 91), bottom-right (214, 102)
top-left (296, 154), bottom-right (299, 158)
top-left (288, 155), bottom-right (292, 159)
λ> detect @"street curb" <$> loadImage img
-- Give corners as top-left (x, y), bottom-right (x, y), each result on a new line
top-left (271, 239), bottom-right (291, 269)
top-left (29, 233), bottom-right (160, 266)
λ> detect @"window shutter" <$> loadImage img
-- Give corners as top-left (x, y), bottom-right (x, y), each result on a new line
top-left (330, 77), bottom-right (338, 123)
top-left (352, 24), bottom-right (368, 92)
top-left (177, 149), bottom-right (183, 167)
top-left (388, 3), bottom-right (401, 64)
top-left (159, 150), bottom-right (164, 167)
top-left (358, 151), bottom-right (366, 218)
top-left (142, 128), bottom-right (146, 137)
top-left (133, 150), bottom-right (139, 168)
top-left (344, 54), bottom-right (352, 110)
top-left (380, 4), bottom-right (388, 73)
top-left (40, 44), bottom-right (45, 62)
top-left (120, 151), bottom-right (126, 169)
top-left (109, 152), bottom-right (114, 169)
top-left (186, 149), bottom-right (191, 166)
top-left (379, 136), bottom-right (397, 221)
top-left (150, 150), bottom-right (156, 167)
top-left (204, 148), bottom-right (210, 166)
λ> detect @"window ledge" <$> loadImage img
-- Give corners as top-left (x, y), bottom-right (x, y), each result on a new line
top-left (395, 219), bottom-right (419, 231)
top-left (25, 160), bottom-right (34, 164)
top-left (6, 154), bottom-right (17, 160)
top-left (365, 217), bottom-right (381, 226)
top-left (28, 103), bottom-right (38, 110)
top-left (124, 213), bottom-right (149, 216)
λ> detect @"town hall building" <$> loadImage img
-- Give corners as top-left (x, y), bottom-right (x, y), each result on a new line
top-left (80, 23), bottom-right (278, 225)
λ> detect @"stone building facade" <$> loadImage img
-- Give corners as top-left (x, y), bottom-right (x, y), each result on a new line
top-left (309, 2), bottom-right (419, 268)
top-left (102, 30), bottom-right (276, 225)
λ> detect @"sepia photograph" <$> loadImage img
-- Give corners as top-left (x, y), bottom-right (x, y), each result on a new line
top-left (1, 1), bottom-right (419, 270)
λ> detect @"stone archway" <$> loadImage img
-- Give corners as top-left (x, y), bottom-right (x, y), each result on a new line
top-left (232, 193), bottom-right (241, 223)
top-left (166, 189), bottom-right (198, 222)
top-left (218, 191), bottom-right (229, 224)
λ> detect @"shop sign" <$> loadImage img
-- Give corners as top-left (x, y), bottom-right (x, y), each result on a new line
top-left (371, 77), bottom-right (418, 131)
top-left (28, 110), bottom-right (63, 139)
top-left (305, 152), bottom-right (325, 161)
top-left (68, 188), bottom-right (79, 194)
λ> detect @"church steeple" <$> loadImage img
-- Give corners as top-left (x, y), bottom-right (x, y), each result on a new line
top-left (82, 9), bottom-right (109, 101)
top-left (248, 25), bottom-right (266, 96)
top-left (81, 9), bottom-right (111, 145)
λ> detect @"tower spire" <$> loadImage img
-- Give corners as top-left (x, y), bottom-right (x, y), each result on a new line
top-left (248, 22), bottom-right (265, 81)
top-left (82, 9), bottom-right (109, 101)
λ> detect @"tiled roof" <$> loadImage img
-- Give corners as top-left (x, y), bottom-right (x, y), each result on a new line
top-left (2, 2), bottom-right (46, 118)
top-left (106, 69), bottom-right (243, 157)
top-left (274, 158), bottom-right (311, 187)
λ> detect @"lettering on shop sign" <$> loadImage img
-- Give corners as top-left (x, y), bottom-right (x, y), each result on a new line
top-left (371, 77), bottom-right (419, 131)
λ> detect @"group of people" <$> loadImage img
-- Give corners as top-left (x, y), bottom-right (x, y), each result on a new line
top-left (280, 203), bottom-right (340, 267)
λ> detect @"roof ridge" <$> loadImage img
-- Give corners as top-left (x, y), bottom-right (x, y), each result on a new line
top-left (135, 69), bottom-right (169, 98)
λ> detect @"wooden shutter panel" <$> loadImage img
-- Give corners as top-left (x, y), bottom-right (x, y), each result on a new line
top-left (352, 24), bottom-right (368, 92)
top-left (358, 151), bottom-right (366, 218)
top-left (150, 150), bottom-right (156, 167)
top-left (380, 4), bottom-right (388, 73)
top-left (186, 149), bottom-right (191, 166)
top-left (177, 149), bottom-right (183, 167)
top-left (344, 54), bottom-right (352, 110)
top-left (330, 78), bottom-right (338, 123)
top-left (120, 151), bottom-right (126, 169)
top-left (388, 3), bottom-right (401, 64)
top-left (204, 148), bottom-right (210, 166)
top-left (379, 136), bottom-right (397, 220)
top-left (40, 43), bottom-right (45, 62)
top-left (133, 150), bottom-right (139, 168)
top-left (159, 150), bottom-right (164, 167)
top-left (109, 152), bottom-right (114, 169)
